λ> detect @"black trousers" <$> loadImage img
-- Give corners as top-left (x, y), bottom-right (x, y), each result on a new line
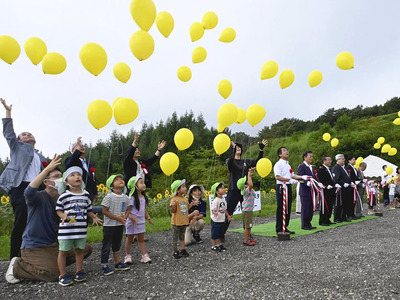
top-left (101, 226), bottom-right (123, 264)
top-left (9, 182), bottom-right (30, 259)
top-left (335, 188), bottom-right (353, 220)
top-left (320, 190), bottom-right (334, 224)
top-left (220, 189), bottom-right (243, 239)
top-left (276, 184), bottom-right (293, 232)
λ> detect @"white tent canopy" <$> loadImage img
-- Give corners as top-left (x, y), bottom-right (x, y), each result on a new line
top-left (362, 155), bottom-right (398, 178)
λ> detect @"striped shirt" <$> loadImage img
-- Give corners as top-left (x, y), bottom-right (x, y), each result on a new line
top-left (56, 190), bottom-right (92, 240)
top-left (242, 187), bottom-right (256, 212)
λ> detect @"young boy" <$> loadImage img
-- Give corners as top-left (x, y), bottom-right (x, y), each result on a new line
top-left (237, 167), bottom-right (257, 246)
top-left (210, 182), bottom-right (232, 252)
top-left (100, 174), bottom-right (131, 275)
top-left (56, 166), bottom-right (102, 286)
top-left (170, 179), bottom-right (199, 259)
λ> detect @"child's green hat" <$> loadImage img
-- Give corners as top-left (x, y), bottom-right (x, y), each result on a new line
top-left (171, 179), bottom-right (186, 197)
top-left (236, 176), bottom-right (247, 195)
top-left (127, 175), bottom-right (142, 196)
top-left (106, 174), bottom-right (124, 189)
top-left (211, 182), bottom-right (224, 198)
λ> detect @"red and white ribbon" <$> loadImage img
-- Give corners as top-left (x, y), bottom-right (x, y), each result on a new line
top-left (283, 183), bottom-right (288, 233)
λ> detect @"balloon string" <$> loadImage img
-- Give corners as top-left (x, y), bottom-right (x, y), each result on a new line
top-left (116, 135), bottom-right (124, 156)
top-left (106, 136), bottom-right (114, 180)
top-left (207, 153), bottom-right (217, 188)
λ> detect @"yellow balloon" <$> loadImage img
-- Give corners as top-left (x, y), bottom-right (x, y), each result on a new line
top-left (192, 47), bottom-right (207, 63)
top-left (219, 28), bottom-right (236, 43)
top-left (322, 133), bottom-right (331, 142)
top-left (156, 11), bottom-right (174, 38)
top-left (129, 30), bottom-right (155, 61)
top-left (174, 128), bottom-right (194, 151)
top-left (113, 63), bottom-right (131, 83)
top-left (87, 100), bottom-right (112, 130)
top-left (130, 0), bottom-right (157, 31)
top-left (218, 103), bottom-right (238, 128)
top-left (256, 158), bottom-right (272, 178)
top-left (236, 108), bottom-right (246, 124)
top-left (356, 157), bottom-right (363, 165)
top-left (389, 148), bottom-right (397, 156)
top-left (386, 166), bottom-right (393, 175)
top-left (279, 69), bottom-right (295, 89)
top-left (213, 133), bottom-right (231, 155)
top-left (160, 152), bottom-right (179, 176)
top-left (0, 35), bottom-right (21, 64)
top-left (393, 118), bottom-right (400, 125)
top-left (202, 12), bottom-right (218, 29)
top-left (308, 70), bottom-right (323, 88)
top-left (260, 60), bottom-right (279, 80)
top-left (336, 51), bottom-right (354, 70)
top-left (112, 97), bottom-right (124, 107)
top-left (218, 79), bottom-right (232, 99)
top-left (246, 104), bottom-right (266, 127)
top-left (331, 138), bottom-right (339, 147)
top-left (42, 52), bottom-right (66, 75)
top-left (381, 144), bottom-right (391, 153)
top-left (377, 137), bottom-right (385, 144)
top-left (113, 97), bottom-right (139, 125)
top-left (24, 37), bottom-right (47, 65)
top-left (177, 66), bottom-right (192, 82)
top-left (374, 143), bottom-right (381, 149)
top-left (217, 124), bottom-right (225, 133)
top-left (190, 22), bottom-right (205, 42)
top-left (79, 43), bottom-right (107, 76)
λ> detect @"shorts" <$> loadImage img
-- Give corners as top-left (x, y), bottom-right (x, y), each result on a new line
top-left (58, 238), bottom-right (87, 252)
top-left (211, 220), bottom-right (224, 240)
top-left (242, 211), bottom-right (253, 229)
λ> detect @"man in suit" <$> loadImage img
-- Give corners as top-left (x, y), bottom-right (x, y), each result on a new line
top-left (317, 156), bottom-right (336, 226)
top-left (332, 154), bottom-right (353, 222)
top-left (65, 137), bottom-right (98, 201)
top-left (297, 151), bottom-right (317, 230)
top-left (0, 99), bottom-right (47, 259)
top-left (346, 156), bottom-right (360, 220)
top-left (356, 162), bottom-right (367, 217)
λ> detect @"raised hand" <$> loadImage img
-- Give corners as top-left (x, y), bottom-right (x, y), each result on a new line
top-left (0, 98), bottom-right (12, 118)
top-left (158, 140), bottom-right (166, 150)
top-left (46, 154), bottom-right (62, 171)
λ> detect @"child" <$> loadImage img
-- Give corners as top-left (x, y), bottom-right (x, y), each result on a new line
top-left (185, 184), bottom-right (207, 244)
top-left (210, 182), bottom-right (232, 252)
top-left (237, 167), bottom-right (257, 246)
top-left (124, 175), bottom-right (154, 264)
top-left (170, 179), bottom-right (199, 258)
top-left (388, 179), bottom-right (396, 210)
top-left (100, 174), bottom-right (131, 275)
top-left (56, 166), bottom-right (102, 286)
top-left (395, 177), bottom-right (400, 208)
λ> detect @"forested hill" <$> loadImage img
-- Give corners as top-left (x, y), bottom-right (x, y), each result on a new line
top-left (0, 97), bottom-right (399, 197)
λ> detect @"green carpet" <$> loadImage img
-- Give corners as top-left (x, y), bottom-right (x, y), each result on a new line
top-left (228, 215), bottom-right (378, 237)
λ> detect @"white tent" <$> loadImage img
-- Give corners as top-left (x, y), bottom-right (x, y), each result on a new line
top-left (362, 155), bottom-right (398, 178)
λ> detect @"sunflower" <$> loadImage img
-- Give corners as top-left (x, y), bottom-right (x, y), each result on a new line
top-left (99, 184), bottom-right (105, 189)
top-left (157, 193), bottom-right (162, 199)
top-left (102, 187), bottom-right (109, 194)
top-left (270, 188), bottom-right (276, 193)
top-left (165, 190), bottom-right (169, 196)
top-left (1, 195), bottom-right (8, 204)
top-left (262, 190), bottom-right (266, 195)
top-left (153, 198), bottom-right (157, 203)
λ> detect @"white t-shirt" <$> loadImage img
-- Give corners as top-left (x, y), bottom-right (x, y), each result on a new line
top-left (211, 197), bottom-right (227, 223)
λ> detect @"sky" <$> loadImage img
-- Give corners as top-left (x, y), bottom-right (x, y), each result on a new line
top-left (0, 0), bottom-right (400, 160)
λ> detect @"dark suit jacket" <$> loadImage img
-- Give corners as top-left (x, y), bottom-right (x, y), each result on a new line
top-left (346, 165), bottom-right (358, 183)
top-left (65, 150), bottom-right (98, 199)
top-left (317, 165), bottom-right (336, 197)
top-left (297, 162), bottom-right (316, 197)
top-left (123, 145), bottom-right (159, 188)
top-left (332, 164), bottom-right (352, 187)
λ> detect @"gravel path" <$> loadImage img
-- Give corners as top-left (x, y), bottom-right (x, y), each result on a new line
top-left (1, 209), bottom-right (400, 300)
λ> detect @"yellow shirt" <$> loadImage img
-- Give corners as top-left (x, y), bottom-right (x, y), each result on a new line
top-left (170, 196), bottom-right (189, 226)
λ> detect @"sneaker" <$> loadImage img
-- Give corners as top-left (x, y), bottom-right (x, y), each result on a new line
top-left (140, 253), bottom-right (152, 264)
top-left (124, 254), bottom-right (132, 265)
top-left (179, 249), bottom-right (189, 257)
top-left (390, 207), bottom-right (396, 210)
top-left (250, 235), bottom-right (257, 243)
top-left (211, 246), bottom-right (221, 252)
top-left (218, 245), bottom-right (227, 251)
top-left (173, 250), bottom-right (181, 259)
top-left (102, 266), bottom-right (114, 276)
top-left (243, 239), bottom-right (256, 246)
top-left (115, 262), bottom-right (130, 271)
top-left (59, 273), bottom-right (74, 286)
top-left (193, 233), bottom-right (203, 244)
top-left (74, 270), bottom-right (87, 282)
top-left (5, 257), bottom-right (21, 284)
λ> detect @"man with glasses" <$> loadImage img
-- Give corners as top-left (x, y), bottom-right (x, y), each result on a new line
top-left (5, 155), bottom-right (92, 283)
top-left (332, 154), bottom-right (353, 222)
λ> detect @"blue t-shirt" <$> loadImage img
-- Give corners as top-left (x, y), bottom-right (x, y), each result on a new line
top-left (22, 186), bottom-right (58, 249)
top-left (188, 198), bottom-right (207, 217)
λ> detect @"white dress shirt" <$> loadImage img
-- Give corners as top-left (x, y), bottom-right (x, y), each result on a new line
top-left (274, 158), bottom-right (293, 184)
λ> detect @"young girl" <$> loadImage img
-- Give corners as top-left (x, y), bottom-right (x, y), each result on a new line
top-left (124, 175), bottom-right (154, 264)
